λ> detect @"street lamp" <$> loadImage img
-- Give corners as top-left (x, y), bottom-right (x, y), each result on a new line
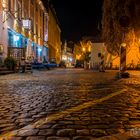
top-left (121, 43), bottom-right (126, 47)
top-left (82, 47), bottom-right (85, 52)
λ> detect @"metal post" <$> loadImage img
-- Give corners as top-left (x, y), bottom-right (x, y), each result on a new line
top-left (119, 44), bottom-right (129, 78)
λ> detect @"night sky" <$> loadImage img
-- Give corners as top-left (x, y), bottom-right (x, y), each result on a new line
top-left (43, 0), bottom-right (103, 42)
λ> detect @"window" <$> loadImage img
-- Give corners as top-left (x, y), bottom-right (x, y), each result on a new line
top-left (40, 9), bottom-right (42, 17)
top-left (98, 53), bottom-right (101, 57)
top-left (16, 1), bottom-right (22, 20)
top-left (8, 30), bottom-right (14, 47)
top-left (8, 0), bottom-right (11, 11)
top-left (31, 18), bottom-right (34, 32)
top-left (36, 4), bottom-right (38, 11)
top-left (36, 23), bottom-right (38, 35)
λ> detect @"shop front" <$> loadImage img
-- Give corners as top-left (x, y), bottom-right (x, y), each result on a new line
top-left (8, 28), bottom-right (27, 61)
top-left (35, 45), bottom-right (43, 62)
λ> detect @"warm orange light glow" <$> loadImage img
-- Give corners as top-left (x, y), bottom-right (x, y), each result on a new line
top-left (82, 48), bottom-right (85, 52)
top-left (121, 43), bottom-right (126, 47)
top-left (2, 0), bottom-right (7, 9)
top-left (76, 54), bottom-right (81, 60)
top-left (88, 46), bottom-right (91, 52)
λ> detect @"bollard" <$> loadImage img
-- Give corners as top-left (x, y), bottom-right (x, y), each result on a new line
top-left (119, 46), bottom-right (129, 78)
top-left (99, 54), bottom-right (105, 72)
top-left (120, 46), bottom-right (126, 73)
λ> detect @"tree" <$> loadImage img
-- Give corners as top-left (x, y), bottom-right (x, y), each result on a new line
top-left (102, 0), bottom-right (140, 56)
top-left (73, 42), bottom-right (83, 61)
top-left (73, 39), bottom-right (92, 62)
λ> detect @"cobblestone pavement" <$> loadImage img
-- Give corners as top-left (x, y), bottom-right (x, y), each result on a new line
top-left (0, 69), bottom-right (140, 140)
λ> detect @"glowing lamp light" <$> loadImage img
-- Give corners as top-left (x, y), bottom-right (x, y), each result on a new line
top-left (82, 48), bottom-right (85, 52)
top-left (121, 43), bottom-right (126, 47)
top-left (69, 57), bottom-right (73, 62)
top-left (38, 48), bottom-right (42, 52)
top-left (14, 35), bottom-right (20, 41)
top-left (2, 0), bottom-right (8, 9)
top-left (31, 43), bottom-right (34, 47)
top-left (88, 46), bottom-right (91, 52)
top-left (2, 3), bottom-right (7, 9)
top-left (62, 55), bottom-right (67, 61)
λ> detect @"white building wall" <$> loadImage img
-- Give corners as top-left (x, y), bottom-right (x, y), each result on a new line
top-left (90, 43), bottom-right (106, 69)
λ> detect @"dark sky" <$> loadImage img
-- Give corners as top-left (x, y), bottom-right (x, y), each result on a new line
top-left (43, 0), bottom-right (103, 42)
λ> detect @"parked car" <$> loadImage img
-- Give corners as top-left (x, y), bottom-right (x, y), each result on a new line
top-left (75, 63), bottom-right (84, 68)
top-left (59, 61), bottom-right (66, 68)
top-left (75, 60), bottom-right (84, 68)
top-left (32, 62), bottom-right (45, 69)
top-left (47, 62), bottom-right (58, 68)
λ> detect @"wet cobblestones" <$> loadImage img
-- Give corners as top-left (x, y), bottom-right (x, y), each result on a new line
top-left (0, 69), bottom-right (140, 140)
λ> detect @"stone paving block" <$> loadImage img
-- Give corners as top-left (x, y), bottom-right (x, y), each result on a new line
top-left (38, 129), bottom-right (56, 136)
top-left (66, 125), bottom-right (87, 129)
top-left (90, 129), bottom-right (107, 137)
top-left (72, 136), bottom-right (94, 140)
top-left (38, 124), bottom-right (52, 129)
top-left (76, 129), bottom-right (90, 136)
top-left (88, 125), bottom-right (110, 129)
top-left (106, 128), bottom-right (124, 135)
top-left (58, 121), bottom-right (74, 125)
top-left (56, 129), bottom-right (76, 136)
top-left (26, 136), bottom-right (46, 140)
top-left (47, 137), bottom-right (70, 140)
top-left (51, 124), bottom-right (66, 129)
top-left (16, 129), bottom-right (39, 137)
top-left (10, 137), bottom-right (24, 140)
top-left (74, 121), bottom-right (90, 125)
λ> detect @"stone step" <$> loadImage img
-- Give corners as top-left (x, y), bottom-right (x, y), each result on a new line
top-left (0, 70), bottom-right (14, 75)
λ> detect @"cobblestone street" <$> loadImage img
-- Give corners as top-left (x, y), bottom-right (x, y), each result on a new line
top-left (0, 69), bottom-right (140, 140)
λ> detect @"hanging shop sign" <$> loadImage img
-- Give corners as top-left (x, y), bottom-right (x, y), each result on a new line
top-left (22, 19), bottom-right (31, 29)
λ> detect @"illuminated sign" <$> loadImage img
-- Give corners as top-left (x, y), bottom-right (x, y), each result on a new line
top-left (22, 19), bottom-right (31, 29)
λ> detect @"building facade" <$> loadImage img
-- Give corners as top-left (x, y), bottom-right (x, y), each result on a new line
top-left (90, 43), bottom-right (106, 69)
top-left (0, 0), bottom-right (60, 64)
top-left (90, 42), bottom-right (140, 70)
top-left (48, 6), bottom-right (61, 64)
top-left (61, 41), bottom-right (74, 67)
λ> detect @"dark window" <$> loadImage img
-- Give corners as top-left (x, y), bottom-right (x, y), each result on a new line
top-left (8, 0), bottom-right (11, 11)
top-left (98, 53), bottom-right (101, 57)
top-left (36, 4), bottom-right (38, 11)
top-left (40, 10), bottom-right (42, 17)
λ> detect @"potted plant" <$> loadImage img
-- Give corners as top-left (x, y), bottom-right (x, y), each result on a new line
top-left (4, 57), bottom-right (16, 70)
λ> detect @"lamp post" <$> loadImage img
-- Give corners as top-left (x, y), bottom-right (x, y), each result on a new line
top-left (82, 47), bottom-right (86, 69)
